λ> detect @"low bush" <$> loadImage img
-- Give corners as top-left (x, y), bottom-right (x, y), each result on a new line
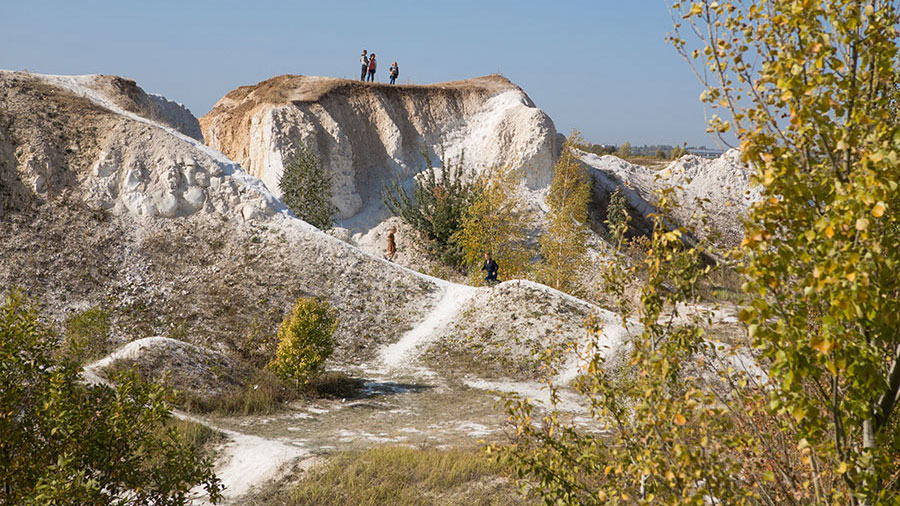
top-left (269, 297), bottom-right (337, 387)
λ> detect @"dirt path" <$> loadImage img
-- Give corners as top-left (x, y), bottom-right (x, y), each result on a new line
top-left (79, 286), bottom-right (488, 503)
top-left (378, 283), bottom-right (478, 371)
top-left (181, 414), bottom-right (309, 504)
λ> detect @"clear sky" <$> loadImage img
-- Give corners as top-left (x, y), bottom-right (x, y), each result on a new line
top-left (1, 0), bottom-right (718, 147)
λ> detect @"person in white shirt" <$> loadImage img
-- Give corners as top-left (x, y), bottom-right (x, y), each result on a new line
top-left (360, 50), bottom-right (369, 81)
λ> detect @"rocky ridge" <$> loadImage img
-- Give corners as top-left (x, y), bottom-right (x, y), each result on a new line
top-left (200, 74), bottom-right (560, 229)
top-left (582, 149), bottom-right (759, 247)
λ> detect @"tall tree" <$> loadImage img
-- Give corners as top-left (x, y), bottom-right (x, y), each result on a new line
top-left (537, 133), bottom-right (592, 295)
top-left (671, 0), bottom-right (900, 501)
top-left (501, 2), bottom-right (900, 504)
top-left (279, 144), bottom-right (335, 230)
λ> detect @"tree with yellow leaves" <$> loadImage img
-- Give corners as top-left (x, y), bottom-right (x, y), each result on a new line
top-left (458, 165), bottom-right (531, 283)
top-left (536, 133), bottom-right (592, 295)
top-left (501, 2), bottom-right (900, 505)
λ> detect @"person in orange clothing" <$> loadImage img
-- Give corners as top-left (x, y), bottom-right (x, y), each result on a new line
top-left (386, 226), bottom-right (397, 261)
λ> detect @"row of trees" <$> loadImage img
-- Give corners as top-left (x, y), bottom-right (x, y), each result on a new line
top-left (500, 1), bottom-right (900, 505)
top-left (578, 141), bottom-right (690, 160)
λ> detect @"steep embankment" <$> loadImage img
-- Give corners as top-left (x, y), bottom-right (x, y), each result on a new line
top-left (0, 71), bottom-right (435, 361)
top-left (0, 70), bottom-right (614, 369)
top-left (0, 70), bottom-right (638, 502)
top-left (200, 75), bottom-right (560, 229)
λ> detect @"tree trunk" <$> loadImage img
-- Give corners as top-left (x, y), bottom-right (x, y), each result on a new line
top-left (861, 417), bottom-right (877, 506)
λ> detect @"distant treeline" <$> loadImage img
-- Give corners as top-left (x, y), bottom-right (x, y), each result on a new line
top-left (574, 141), bottom-right (723, 160)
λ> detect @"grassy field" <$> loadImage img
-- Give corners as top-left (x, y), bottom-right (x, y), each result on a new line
top-left (244, 446), bottom-right (534, 506)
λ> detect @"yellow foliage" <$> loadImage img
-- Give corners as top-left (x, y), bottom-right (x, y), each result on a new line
top-left (536, 132), bottom-right (592, 294)
top-left (269, 297), bottom-right (337, 386)
top-left (458, 165), bottom-right (531, 281)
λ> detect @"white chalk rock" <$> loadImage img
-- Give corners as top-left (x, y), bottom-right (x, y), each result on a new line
top-left (157, 193), bottom-right (179, 218)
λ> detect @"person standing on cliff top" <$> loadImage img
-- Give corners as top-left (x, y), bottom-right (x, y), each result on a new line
top-left (367, 53), bottom-right (377, 82)
top-left (360, 50), bottom-right (369, 81)
top-left (389, 62), bottom-right (399, 85)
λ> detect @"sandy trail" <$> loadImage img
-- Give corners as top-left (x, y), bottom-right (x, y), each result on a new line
top-left (378, 283), bottom-right (478, 371)
top-left (183, 415), bottom-right (308, 503)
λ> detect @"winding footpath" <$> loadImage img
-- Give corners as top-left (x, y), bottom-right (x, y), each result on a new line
top-left (78, 283), bottom-right (480, 503)
top-left (378, 282), bottom-right (478, 371)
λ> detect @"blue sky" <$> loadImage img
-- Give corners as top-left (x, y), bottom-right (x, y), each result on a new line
top-left (1, 0), bottom-right (717, 147)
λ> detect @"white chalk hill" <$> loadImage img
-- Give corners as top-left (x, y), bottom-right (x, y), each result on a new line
top-left (0, 71), bottom-right (634, 501)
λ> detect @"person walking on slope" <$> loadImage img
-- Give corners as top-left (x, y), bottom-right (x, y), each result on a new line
top-left (366, 53), bottom-right (377, 82)
top-left (389, 62), bottom-right (399, 85)
top-left (386, 226), bottom-right (397, 261)
top-left (482, 253), bottom-right (499, 284)
top-left (360, 50), bottom-right (369, 81)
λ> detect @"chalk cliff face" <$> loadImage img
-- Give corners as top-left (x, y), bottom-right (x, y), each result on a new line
top-left (199, 75), bottom-right (559, 223)
top-left (0, 71), bottom-right (599, 368)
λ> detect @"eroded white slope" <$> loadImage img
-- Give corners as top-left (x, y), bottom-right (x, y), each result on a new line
top-left (201, 75), bottom-right (560, 228)
top-left (581, 149), bottom-right (759, 246)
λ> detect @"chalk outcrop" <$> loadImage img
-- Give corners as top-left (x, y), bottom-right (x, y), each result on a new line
top-left (0, 71), bottom-right (610, 370)
top-left (581, 149), bottom-right (759, 247)
top-left (0, 70), bottom-right (434, 360)
top-left (200, 75), bottom-right (559, 226)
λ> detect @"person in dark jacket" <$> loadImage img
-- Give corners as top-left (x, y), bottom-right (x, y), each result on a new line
top-left (360, 50), bottom-right (369, 81)
top-left (482, 253), bottom-right (499, 283)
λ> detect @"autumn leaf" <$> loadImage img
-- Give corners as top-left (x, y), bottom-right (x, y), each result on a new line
top-left (811, 338), bottom-right (834, 354)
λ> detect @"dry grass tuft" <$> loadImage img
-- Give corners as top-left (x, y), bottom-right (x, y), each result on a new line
top-left (246, 446), bottom-right (533, 506)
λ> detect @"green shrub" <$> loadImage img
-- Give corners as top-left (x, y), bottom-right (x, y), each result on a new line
top-left (269, 297), bottom-right (337, 386)
top-left (0, 290), bottom-right (222, 504)
top-left (605, 187), bottom-right (630, 249)
top-left (61, 305), bottom-right (111, 364)
top-left (383, 150), bottom-right (479, 267)
top-left (279, 144), bottom-right (335, 230)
